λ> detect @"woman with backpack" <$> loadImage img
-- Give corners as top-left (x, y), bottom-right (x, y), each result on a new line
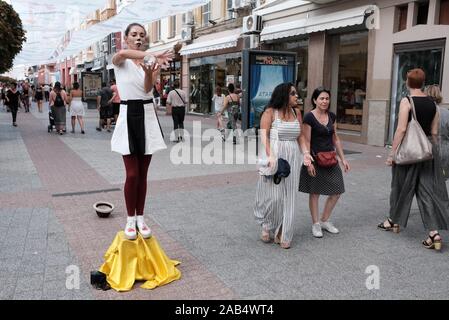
top-left (49, 82), bottom-right (68, 135)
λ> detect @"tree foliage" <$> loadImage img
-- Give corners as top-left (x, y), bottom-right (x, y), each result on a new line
top-left (0, 75), bottom-right (17, 84)
top-left (0, 1), bottom-right (26, 74)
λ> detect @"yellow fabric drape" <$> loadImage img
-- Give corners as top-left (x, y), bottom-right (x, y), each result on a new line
top-left (99, 231), bottom-right (181, 291)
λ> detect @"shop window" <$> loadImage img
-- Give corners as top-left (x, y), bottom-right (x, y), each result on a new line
top-left (202, 1), bottom-right (211, 27)
top-left (440, 0), bottom-right (449, 25)
top-left (189, 53), bottom-right (242, 114)
top-left (416, 1), bottom-right (429, 25)
top-left (335, 31), bottom-right (368, 133)
top-left (396, 5), bottom-right (408, 32)
top-left (388, 42), bottom-right (444, 142)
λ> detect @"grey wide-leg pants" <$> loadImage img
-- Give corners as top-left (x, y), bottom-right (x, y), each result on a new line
top-left (389, 144), bottom-right (449, 230)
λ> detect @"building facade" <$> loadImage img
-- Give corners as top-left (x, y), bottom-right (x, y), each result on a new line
top-left (256, 0), bottom-right (449, 146)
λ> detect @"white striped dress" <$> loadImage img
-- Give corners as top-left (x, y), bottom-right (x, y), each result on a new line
top-left (254, 109), bottom-right (302, 244)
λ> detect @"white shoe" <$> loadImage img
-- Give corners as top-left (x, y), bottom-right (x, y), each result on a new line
top-left (321, 220), bottom-right (339, 234)
top-left (136, 215), bottom-right (152, 239)
top-left (312, 223), bottom-right (323, 238)
top-left (124, 216), bottom-right (137, 240)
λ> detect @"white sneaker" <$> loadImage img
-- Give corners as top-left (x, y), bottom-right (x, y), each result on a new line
top-left (124, 216), bottom-right (137, 240)
top-left (312, 223), bottom-right (323, 238)
top-left (136, 215), bottom-right (152, 239)
top-left (321, 220), bottom-right (339, 234)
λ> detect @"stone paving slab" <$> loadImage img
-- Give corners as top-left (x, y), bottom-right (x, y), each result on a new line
top-left (1, 102), bottom-right (449, 300)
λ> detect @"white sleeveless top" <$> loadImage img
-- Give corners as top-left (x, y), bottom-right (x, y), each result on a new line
top-left (113, 59), bottom-right (154, 100)
top-left (111, 58), bottom-right (166, 155)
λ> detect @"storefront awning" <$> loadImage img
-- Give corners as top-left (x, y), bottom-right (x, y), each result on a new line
top-left (179, 28), bottom-right (241, 56)
top-left (147, 41), bottom-right (181, 54)
top-left (260, 5), bottom-right (374, 41)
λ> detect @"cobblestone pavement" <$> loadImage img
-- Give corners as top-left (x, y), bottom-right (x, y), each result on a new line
top-left (0, 102), bottom-right (448, 300)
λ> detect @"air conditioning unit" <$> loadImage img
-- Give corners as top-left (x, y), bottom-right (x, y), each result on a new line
top-left (233, 0), bottom-right (251, 10)
top-left (181, 26), bottom-right (192, 42)
top-left (243, 14), bottom-right (262, 34)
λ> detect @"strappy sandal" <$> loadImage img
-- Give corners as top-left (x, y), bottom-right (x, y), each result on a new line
top-left (423, 232), bottom-right (442, 251)
top-left (260, 229), bottom-right (271, 243)
top-left (274, 232), bottom-right (290, 249)
top-left (377, 218), bottom-right (400, 233)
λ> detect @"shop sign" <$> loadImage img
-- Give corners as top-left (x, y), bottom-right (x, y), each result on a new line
top-left (255, 54), bottom-right (289, 66)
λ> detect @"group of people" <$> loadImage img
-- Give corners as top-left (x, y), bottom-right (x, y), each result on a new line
top-left (96, 80), bottom-right (121, 133)
top-left (47, 81), bottom-right (87, 135)
top-left (254, 68), bottom-right (449, 251)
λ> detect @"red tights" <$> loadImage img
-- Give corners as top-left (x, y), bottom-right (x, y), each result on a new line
top-left (123, 154), bottom-right (152, 217)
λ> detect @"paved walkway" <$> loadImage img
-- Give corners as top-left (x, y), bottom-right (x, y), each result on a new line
top-left (0, 101), bottom-right (448, 300)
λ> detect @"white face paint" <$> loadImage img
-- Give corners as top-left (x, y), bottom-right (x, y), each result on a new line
top-left (125, 25), bottom-right (146, 51)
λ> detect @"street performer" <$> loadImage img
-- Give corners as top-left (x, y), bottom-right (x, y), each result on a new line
top-left (111, 23), bottom-right (174, 240)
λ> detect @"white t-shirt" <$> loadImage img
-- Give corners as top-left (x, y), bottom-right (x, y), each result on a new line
top-left (167, 89), bottom-right (187, 107)
top-left (212, 94), bottom-right (224, 113)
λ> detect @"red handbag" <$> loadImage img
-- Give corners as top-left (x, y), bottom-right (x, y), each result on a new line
top-left (314, 151), bottom-right (338, 168)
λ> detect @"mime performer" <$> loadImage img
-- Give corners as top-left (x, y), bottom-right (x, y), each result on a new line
top-left (111, 23), bottom-right (174, 240)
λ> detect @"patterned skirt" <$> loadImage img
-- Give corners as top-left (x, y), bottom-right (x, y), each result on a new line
top-left (299, 163), bottom-right (345, 195)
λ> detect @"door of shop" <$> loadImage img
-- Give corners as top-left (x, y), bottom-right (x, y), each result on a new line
top-left (388, 40), bottom-right (445, 143)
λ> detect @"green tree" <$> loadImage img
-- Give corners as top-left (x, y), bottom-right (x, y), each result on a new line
top-left (0, 1), bottom-right (26, 74)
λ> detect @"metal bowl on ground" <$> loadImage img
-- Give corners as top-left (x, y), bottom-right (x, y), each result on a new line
top-left (93, 201), bottom-right (114, 218)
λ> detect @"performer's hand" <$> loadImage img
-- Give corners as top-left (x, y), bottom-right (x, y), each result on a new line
top-left (140, 62), bottom-right (156, 77)
top-left (154, 50), bottom-right (174, 70)
top-left (150, 62), bottom-right (161, 73)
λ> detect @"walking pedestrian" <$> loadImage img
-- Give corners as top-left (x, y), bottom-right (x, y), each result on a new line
top-left (35, 84), bottom-right (44, 113)
top-left (254, 83), bottom-right (306, 249)
top-left (425, 84), bottom-right (449, 180)
top-left (110, 22), bottom-right (173, 239)
top-left (22, 81), bottom-right (30, 112)
top-left (96, 82), bottom-right (113, 132)
top-left (212, 86), bottom-right (225, 136)
top-left (68, 82), bottom-right (85, 134)
top-left (166, 80), bottom-right (187, 142)
top-left (378, 69), bottom-right (449, 251)
top-left (217, 83), bottom-right (240, 144)
top-left (6, 82), bottom-right (20, 127)
top-left (299, 87), bottom-right (350, 238)
top-left (153, 79), bottom-right (162, 110)
top-left (49, 81), bottom-right (68, 135)
top-left (110, 79), bottom-right (121, 125)
top-left (0, 83), bottom-right (6, 110)
top-left (44, 83), bottom-right (50, 102)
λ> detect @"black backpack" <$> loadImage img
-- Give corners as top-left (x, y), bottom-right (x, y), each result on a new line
top-left (54, 92), bottom-right (64, 107)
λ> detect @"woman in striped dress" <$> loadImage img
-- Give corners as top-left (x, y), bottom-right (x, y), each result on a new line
top-left (254, 83), bottom-right (307, 249)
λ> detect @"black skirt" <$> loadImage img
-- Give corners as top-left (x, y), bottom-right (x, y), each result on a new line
top-left (126, 100), bottom-right (147, 155)
top-left (299, 164), bottom-right (345, 195)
